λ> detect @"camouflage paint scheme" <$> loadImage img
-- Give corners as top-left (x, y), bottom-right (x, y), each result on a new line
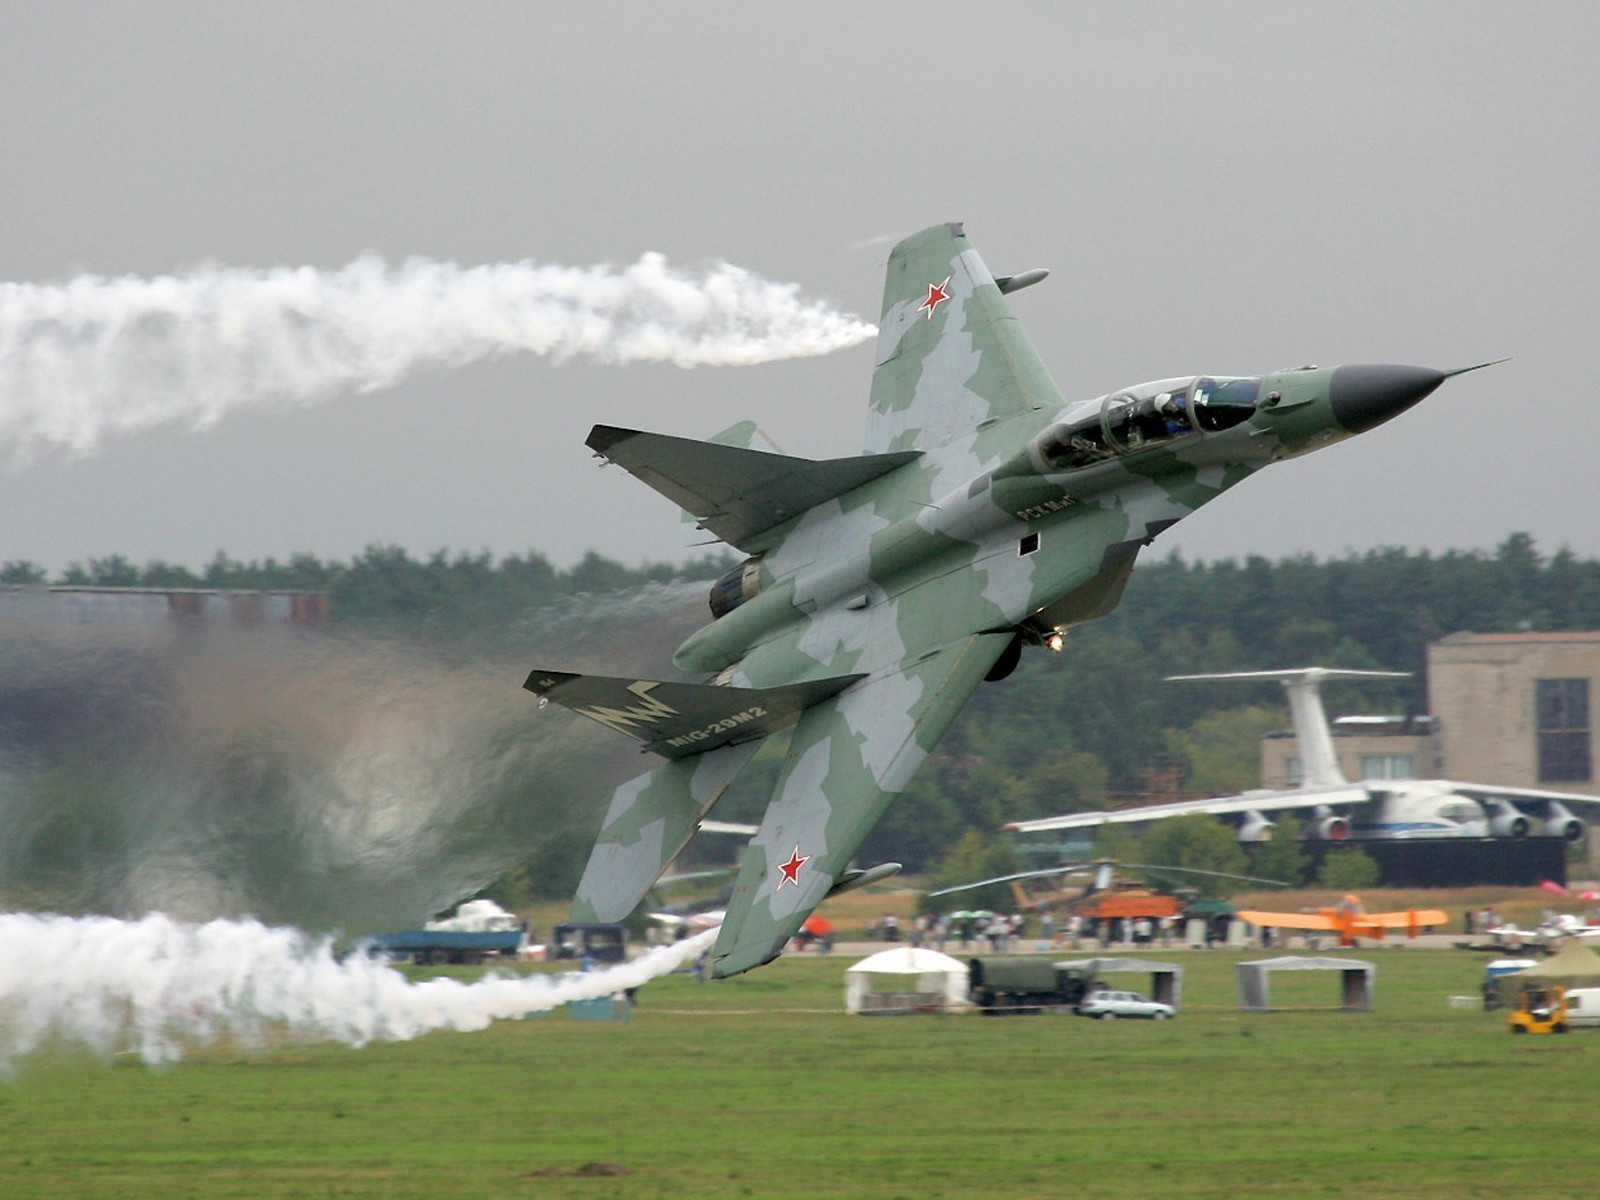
top-left (528, 222), bottom-right (1459, 978)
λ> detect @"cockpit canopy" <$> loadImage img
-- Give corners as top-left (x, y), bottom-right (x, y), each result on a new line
top-left (1031, 376), bottom-right (1262, 472)
top-left (1190, 377), bottom-right (1262, 432)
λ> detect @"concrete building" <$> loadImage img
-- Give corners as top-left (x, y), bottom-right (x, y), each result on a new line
top-left (1261, 715), bottom-right (1440, 790)
top-left (1255, 632), bottom-right (1599, 798)
top-left (1428, 632), bottom-right (1599, 798)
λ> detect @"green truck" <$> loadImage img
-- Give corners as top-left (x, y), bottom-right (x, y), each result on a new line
top-left (968, 956), bottom-right (1095, 1014)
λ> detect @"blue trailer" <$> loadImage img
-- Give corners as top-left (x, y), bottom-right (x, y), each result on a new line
top-left (366, 928), bottom-right (524, 966)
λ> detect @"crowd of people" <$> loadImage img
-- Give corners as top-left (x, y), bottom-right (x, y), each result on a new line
top-left (863, 910), bottom-right (1197, 953)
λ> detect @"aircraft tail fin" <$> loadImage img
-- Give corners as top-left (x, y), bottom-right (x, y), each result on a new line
top-left (704, 419), bottom-right (785, 453)
top-left (865, 222), bottom-right (1062, 453)
top-left (586, 424), bottom-right (918, 553)
top-left (525, 669), bottom-right (863, 759)
top-left (1167, 668), bottom-right (1410, 789)
top-left (570, 741), bottom-right (762, 923)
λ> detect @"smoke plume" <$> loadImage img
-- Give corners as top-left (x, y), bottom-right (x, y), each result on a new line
top-left (0, 582), bottom-right (712, 931)
top-left (0, 912), bottom-right (715, 1069)
top-left (0, 253), bottom-right (876, 460)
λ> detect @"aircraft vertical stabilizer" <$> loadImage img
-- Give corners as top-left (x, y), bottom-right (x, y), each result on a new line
top-left (1167, 668), bottom-right (1410, 788)
top-left (864, 222), bottom-right (1061, 453)
top-left (568, 741), bottom-right (763, 924)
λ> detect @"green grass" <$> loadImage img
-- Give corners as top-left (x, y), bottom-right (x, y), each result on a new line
top-left (4, 949), bottom-right (1597, 1199)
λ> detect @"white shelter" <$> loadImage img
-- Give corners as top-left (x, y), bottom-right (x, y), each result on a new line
top-left (1236, 956), bottom-right (1375, 1011)
top-left (844, 946), bottom-right (970, 1014)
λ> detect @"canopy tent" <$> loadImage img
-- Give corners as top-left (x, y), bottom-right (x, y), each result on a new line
top-left (844, 947), bottom-right (969, 1014)
top-left (1496, 939), bottom-right (1600, 1005)
top-left (1053, 956), bottom-right (1184, 1007)
top-left (1236, 956), bottom-right (1375, 1011)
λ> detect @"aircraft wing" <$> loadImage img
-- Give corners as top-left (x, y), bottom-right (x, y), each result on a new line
top-left (1003, 784), bottom-right (1376, 834)
top-left (1366, 909), bottom-right (1450, 929)
top-left (1235, 911), bottom-right (1338, 932)
top-left (710, 632), bottom-right (1014, 977)
top-left (585, 425), bottom-right (919, 553)
top-left (1446, 782), bottom-right (1600, 806)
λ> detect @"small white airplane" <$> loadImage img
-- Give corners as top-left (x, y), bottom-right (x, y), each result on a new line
top-left (1484, 913), bottom-right (1600, 950)
top-left (1004, 667), bottom-right (1599, 845)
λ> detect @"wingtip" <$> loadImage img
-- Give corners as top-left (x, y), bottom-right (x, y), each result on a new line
top-left (522, 669), bottom-right (579, 695)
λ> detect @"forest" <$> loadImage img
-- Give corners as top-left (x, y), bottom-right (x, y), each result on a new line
top-left (7, 532), bottom-right (1599, 903)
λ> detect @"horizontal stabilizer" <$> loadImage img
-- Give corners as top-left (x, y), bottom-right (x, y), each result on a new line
top-left (587, 425), bottom-right (919, 552)
top-left (1166, 669), bottom-right (1411, 685)
top-left (525, 669), bottom-right (863, 759)
top-left (826, 862), bottom-right (902, 898)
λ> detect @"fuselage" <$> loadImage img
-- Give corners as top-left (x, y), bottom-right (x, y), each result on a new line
top-left (1349, 781), bottom-right (1489, 838)
top-left (675, 364), bottom-right (1444, 688)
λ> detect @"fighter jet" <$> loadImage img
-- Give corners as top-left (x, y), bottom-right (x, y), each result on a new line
top-left (526, 222), bottom-right (1482, 978)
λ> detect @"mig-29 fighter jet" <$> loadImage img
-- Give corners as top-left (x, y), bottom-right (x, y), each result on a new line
top-left (526, 222), bottom-right (1485, 978)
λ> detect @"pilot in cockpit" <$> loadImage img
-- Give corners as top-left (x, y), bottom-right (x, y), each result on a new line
top-left (1153, 389), bottom-right (1191, 439)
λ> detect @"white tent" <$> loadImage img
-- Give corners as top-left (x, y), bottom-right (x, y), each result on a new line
top-left (844, 946), bottom-right (970, 1014)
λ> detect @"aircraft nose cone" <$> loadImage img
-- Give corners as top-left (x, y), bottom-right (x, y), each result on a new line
top-left (1328, 364), bottom-right (1446, 434)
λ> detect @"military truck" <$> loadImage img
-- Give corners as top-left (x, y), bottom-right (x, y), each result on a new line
top-left (366, 898), bottom-right (526, 965)
top-left (968, 956), bottom-right (1094, 1014)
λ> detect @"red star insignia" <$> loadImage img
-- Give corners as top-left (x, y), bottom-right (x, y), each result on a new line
top-left (775, 844), bottom-right (810, 891)
top-left (918, 276), bottom-right (952, 320)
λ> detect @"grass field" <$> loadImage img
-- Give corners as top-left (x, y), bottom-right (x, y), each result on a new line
top-left (4, 944), bottom-right (1597, 1199)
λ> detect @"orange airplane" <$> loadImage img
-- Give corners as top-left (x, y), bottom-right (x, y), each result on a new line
top-left (1236, 894), bottom-right (1448, 946)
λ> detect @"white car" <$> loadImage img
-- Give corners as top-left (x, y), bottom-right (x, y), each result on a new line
top-left (1077, 989), bottom-right (1175, 1020)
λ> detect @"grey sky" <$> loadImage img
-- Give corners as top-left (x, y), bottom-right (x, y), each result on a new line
top-left (1, 3), bottom-right (1596, 575)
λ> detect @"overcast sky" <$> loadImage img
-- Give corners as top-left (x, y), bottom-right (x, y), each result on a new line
top-left (2, 3), bottom-right (1596, 576)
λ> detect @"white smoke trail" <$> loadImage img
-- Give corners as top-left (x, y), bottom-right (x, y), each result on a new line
top-left (0, 912), bottom-right (716, 1069)
top-left (0, 254), bottom-right (878, 460)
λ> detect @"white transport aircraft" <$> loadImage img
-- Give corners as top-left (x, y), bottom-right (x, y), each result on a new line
top-left (1004, 668), bottom-right (1598, 845)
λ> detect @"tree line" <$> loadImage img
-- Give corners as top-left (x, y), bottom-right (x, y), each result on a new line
top-left (1, 546), bottom-right (734, 629)
top-left (9, 532), bottom-right (1599, 899)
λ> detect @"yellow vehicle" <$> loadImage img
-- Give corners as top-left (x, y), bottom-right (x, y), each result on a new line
top-left (1508, 983), bottom-right (1569, 1034)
